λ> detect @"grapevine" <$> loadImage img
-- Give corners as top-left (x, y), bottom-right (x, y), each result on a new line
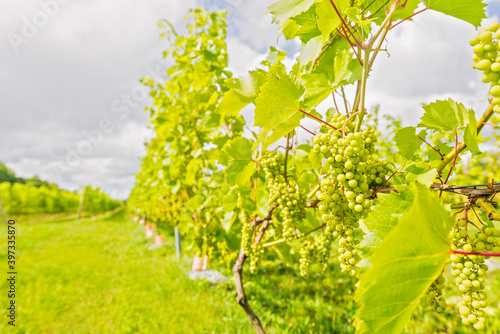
top-left (127, 3), bottom-right (500, 334)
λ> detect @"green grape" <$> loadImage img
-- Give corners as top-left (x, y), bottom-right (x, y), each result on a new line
top-left (240, 209), bottom-right (252, 255)
top-left (259, 150), bottom-right (306, 242)
top-left (312, 114), bottom-right (385, 278)
top-left (249, 242), bottom-right (263, 274)
top-left (449, 223), bottom-right (500, 329)
top-left (422, 271), bottom-right (447, 312)
top-left (299, 239), bottom-right (315, 276)
top-left (471, 21), bottom-right (500, 113)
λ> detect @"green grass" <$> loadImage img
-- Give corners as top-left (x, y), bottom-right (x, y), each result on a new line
top-left (2, 209), bottom-right (499, 334)
top-left (0, 210), bottom-right (251, 334)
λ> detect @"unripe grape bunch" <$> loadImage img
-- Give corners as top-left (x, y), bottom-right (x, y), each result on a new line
top-left (309, 113), bottom-right (388, 277)
top-left (421, 271), bottom-right (446, 313)
top-left (470, 21), bottom-right (500, 113)
top-left (449, 222), bottom-right (500, 330)
top-left (259, 150), bottom-right (306, 241)
top-left (244, 150), bottom-right (307, 274)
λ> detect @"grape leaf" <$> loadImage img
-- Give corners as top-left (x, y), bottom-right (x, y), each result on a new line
top-left (419, 99), bottom-right (470, 131)
top-left (464, 109), bottom-right (480, 156)
top-left (220, 137), bottom-right (255, 185)
top-left (360, 0), bottom-right (420, 26)
top-left (282, 19), bottom-right (301, 39)
top-left (292, 4), bottom-right (321, 43)
top-left (395, 127), bottom-right (426, 161)
top-left (427, 142), bottom-right (453, 163)
top-left (253, 66), bottom-right (305, 150)
top-left (217, 70), bottom-right (265, 116)
top-left (301, 39), bottom-right (362, 108)
top-left (268, 0), bottom-right (315, 30)
top-left (316, 0), bottom-right (349, 43)
top-left (356, 182), bottom-right (454, 334)
top-left (363, 186), bottom-right (414, 241)
top-left (298, 36), bottom-right (322, 66)
top-left (406, 163), bottom-right (438, 187)
top-left (421, 0), bottom-right (486, 27)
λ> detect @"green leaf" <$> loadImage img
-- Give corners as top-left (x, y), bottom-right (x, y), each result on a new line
top-left (316, 0), bottom-right (346, 43)
top-left (395, 127), bottom-right (425, 161)
top-left (298, 36), bottom-right (323, 66)
top-left (356, 182), bottom-right (454, 334)
top-left (185, 159), bottom-right (200, 185)
top-left (421, 0), bottom-right (486, 27)
top-left (292, 4), bottom-right (321, 43)
top-left (217, 71), bottom-right (265, 116)
top-left (419, 99), bottom-right (470, 131)
top-left (362, 187), bottom-right (414, 254)
top-left (220, 138), bottom-right (255, 186)
top-left (282, 19), bottom-right (301, 39)
top-left (427, 142), bottom-right (453, 163)
top-left (361, 0), bottom-right (420, 25)
top-left (464, 109), bottom-right (480, 156)
top-left (253, 66), bottom-right (305, 150)
top-left (268, 0), bottom-right (315, 30)
top-left (301, 39), bottom-right (362, 108)
top-left (406, 163), bottom-right (438, 187)
top-left (217, 90), bottom-right (252, 117)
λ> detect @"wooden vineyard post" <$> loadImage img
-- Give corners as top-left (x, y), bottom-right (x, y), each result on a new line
top-left (175, 226), bottom-right (182, 259)
top-left (77, 186), bottom-right (88, 220)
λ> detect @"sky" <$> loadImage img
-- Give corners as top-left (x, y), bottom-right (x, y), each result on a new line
top-left (1, 0), bottom-right (499, 200)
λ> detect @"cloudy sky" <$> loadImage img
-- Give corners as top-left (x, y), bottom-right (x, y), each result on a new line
top-left (1, 0), bottom-right (499, 200)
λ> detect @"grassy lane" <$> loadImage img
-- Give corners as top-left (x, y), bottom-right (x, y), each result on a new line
top-left (3, 209), bottom-right (499, 333)
top-left (0, 210), bottom-right (252, 334)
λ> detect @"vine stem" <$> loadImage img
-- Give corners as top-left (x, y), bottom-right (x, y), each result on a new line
top-left (443, 129), bottom-right (459, 186)
top-left (340, 87), bottom-right (350, 114)
top-left (328, 0), bottom-right (363, 48)
top-left (390, 8), bottom-right (427, 30)
top-left (299, 125), bottom-right (316, 136)
top-left (417, 135), bottom-right (443, 157)
top-left (355, 49), bottom-right (371, 132)
top-left (307, 185), bottom-right (320, 200)
top-left (476, 197), bottom-right (500, 221)
top-left (252, 159), bottom-right (262, 166)
top-left (233, 206), bottom-right (276, 334)
top-left (332, 91), bottom-right (341, 113)
top-left (355, 1), bottom-right (398, 132)
top-left (373, 170), bottom-right (399, 196)
top-left (451, 249), bottom-right (500, 257)
top-left (482, 121), bottom-right (499, 127)
top-left (436, 103), bottom-right (495, 174)
top-left (298, 109), bottom-right (338, 130)
top-left (284, 133), bottom-right (291, 183)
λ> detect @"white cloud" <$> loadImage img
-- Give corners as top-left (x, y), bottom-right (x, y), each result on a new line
top-left (2, 0), bottom-right (500, 201)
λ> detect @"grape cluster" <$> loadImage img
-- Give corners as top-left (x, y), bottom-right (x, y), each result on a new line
top-left (299, 227), bottom-right (335, 276)
top-left (240, 210), bottom-right (252, 256)
top-left (299, 239), bottom-right (315, 276)
top-left (250, 241), bottom-right (264, 274)
top-left (311, 114), bottom-right (385, 277)
top-left (275, 183), bottom-right (307, 240)
top-left (421, 272), bottom-right (446, 312)
top-left (449, 222), bottom-right (500, 330)
top-left (364, 159), bottom-right (389, 190)
top-left (260, 151), bottom-right (306, 241)
top-left (237, 192), bottom-right (253, 255)
top-left (470, 21), bottom-right (500, 113)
